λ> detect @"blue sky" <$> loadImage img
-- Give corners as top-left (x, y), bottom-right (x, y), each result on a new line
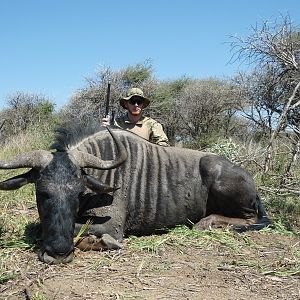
top-left (0, 0), bottom-right (299, 110)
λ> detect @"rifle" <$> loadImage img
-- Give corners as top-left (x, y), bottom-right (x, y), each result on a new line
top-left (104, 82), bottom-right (114, 124)
top-left (105, 81), bottom-right (111, 117)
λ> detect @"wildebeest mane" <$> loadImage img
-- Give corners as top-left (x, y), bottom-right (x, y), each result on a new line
top-left (51, 120), bottom-right (151, 151)
top-left (51, 121), bottom-right (119, 151)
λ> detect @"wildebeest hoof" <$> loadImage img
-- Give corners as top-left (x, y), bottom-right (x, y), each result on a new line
top-left (194, 215), bottom-right (220, 230)
top-left (101, 233), bottom-right (123, 250)
top-left (194, 214), bottom-right (256, 231)
top-left (75, 235), bottom-right (100, 251)
top-left (75, 234), bottom-right (122, 251)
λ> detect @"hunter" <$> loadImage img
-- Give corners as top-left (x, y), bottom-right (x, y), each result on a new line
top-left (102, 87), bottom-right (169, 146)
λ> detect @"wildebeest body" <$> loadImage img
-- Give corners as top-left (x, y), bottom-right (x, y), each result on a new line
top-left (0, 125), bottom-right (271, 264)
top-left (75, 129), bottom-right (258, 238)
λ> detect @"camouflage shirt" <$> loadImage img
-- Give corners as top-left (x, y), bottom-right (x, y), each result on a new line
top-left (114, 114), bottom-right (170, 146)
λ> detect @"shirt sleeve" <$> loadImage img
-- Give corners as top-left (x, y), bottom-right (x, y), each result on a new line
top-left (149, 120), bottom-right (170, 146)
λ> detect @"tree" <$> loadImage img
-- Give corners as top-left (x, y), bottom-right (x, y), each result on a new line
top-left (171, 78), bottom-right (239, 145)
top-left (146, 77), bottom-right (192, 143)
top-left (229, 14), bottom-right (300, 173)
top-left (0, 92), bottom-right (55, 138)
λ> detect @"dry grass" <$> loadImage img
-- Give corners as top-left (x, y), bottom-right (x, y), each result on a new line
top-left (0, 227), bottom-right (299, 300)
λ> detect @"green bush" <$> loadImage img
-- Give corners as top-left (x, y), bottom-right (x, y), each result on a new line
top-left (209, 138), bottom-right (239, 161)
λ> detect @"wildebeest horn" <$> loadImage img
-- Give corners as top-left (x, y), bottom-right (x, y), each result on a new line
top-left (0, 150), bottom-right (53, 169)
top-left (69, 127), bottom-right (127, 170)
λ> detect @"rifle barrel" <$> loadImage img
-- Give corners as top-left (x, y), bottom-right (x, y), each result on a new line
top-left (105, 82), bottom-right (111, 117)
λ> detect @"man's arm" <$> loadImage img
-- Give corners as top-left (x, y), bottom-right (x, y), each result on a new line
top-left (148, 119), bottom-right (170, 146)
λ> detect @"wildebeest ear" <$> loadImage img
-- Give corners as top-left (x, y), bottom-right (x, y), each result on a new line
top-left (83, 174), bottom-right (119, 193)
top-left (0, 169), bottom-right (37, 190)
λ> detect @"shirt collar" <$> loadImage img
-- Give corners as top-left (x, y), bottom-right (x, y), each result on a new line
top-left (123, 113), bottom-right (146, 125)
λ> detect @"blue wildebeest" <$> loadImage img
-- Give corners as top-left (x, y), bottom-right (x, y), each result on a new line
top-left (0, 124), bottom-right (271, 264)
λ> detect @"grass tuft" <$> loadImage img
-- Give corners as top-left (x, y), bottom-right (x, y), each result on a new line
top-left (74, 219), bottom-right (93, 244)
top-left (0, 271), bottom-right (16, 284)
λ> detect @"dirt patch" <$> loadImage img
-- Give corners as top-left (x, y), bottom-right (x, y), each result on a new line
top-left (1, 231), bottom-right (299, 300)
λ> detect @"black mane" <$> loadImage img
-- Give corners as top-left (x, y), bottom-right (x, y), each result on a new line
top-left (51, 121), bottom-right (119, 151)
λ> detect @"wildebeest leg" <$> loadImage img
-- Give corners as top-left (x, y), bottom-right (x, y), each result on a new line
top-left (194, 214), bottom-right (257, 230)
top-left (74, 217), bottom-right (123, 251)
top-left (75, 233), bottom-right (123, 251)
top-left (200, 155), bottom-right (258, 220)
top-left (74, 194), bottom-right (126, 251)
top-left (74, 217), bottom-right (124, 251)
top-left (74, 216), bottom-right (125, 249)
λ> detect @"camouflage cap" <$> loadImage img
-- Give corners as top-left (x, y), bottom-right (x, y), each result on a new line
top-left (120, 87), bottom-right (150, 108)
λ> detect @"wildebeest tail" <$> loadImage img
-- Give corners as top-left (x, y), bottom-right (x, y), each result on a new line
top-left (235, 194), bottom-right (272, 232)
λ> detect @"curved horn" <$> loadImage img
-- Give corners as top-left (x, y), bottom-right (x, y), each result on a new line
top-left (0, 169), bottom-right (37, 190)
top-left (69, 127), bottom-right (127, 170)
top-left (0, 150), bottom-right (53, 169)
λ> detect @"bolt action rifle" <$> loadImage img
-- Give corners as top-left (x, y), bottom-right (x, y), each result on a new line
top-left (104, 81), bottom-right (115, 125)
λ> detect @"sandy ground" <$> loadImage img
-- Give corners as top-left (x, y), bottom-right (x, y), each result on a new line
top-left (1, 230), bottom-right (299, 300)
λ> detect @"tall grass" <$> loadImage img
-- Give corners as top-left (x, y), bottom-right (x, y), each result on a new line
top-left (1, 123), bottom-right (54, 158)
top-left (0, 126), bottom-right (55, 283)
top-left (0, 125), bottom-right (53, 245)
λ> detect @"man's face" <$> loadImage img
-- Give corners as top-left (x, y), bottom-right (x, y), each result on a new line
top-left (125, 96), bottom-right (144, 116)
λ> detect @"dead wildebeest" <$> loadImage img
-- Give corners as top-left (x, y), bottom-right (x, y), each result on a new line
top-left (0, 124), bottom-right (271, 264)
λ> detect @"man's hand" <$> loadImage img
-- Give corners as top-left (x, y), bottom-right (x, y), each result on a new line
top-left (101, 116), bottom-right (111, 127)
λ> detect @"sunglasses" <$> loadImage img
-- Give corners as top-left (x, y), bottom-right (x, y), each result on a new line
top-left (129, 97), bottom-right (144, 105)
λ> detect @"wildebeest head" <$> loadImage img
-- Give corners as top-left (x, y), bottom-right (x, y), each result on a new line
top-left (0, 127), bottom-right (127, 264)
